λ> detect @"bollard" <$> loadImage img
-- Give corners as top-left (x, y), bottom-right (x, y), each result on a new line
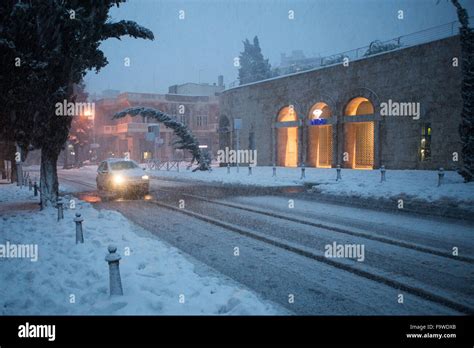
top-left (336, 165), bottom-right (342, 181)
top-left (438, 168), bottom-right (444, 187)
top-left (34, 182), bottom-right (38, 196)
top-left (300, 163), bottom-right (306, 179)
top-left (105, 245), bottom-right (123, 296)
top-left (380, 165), bottom-right (386, 183)
top-left (74, 213), bottom-right (84, 244)
top-left (248, 166), bottom-right (252, 176)
top-left (272, 164), bottom-right (276, 177)
top-left (227, 163), bottom-right (230, 174)
top-left (28, 179), bottom-right (32, 191)
top-left (57, 199), bottom-right (64, 221)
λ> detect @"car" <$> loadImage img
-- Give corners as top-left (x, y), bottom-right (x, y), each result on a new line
top-left (96, 158), bottom-right (150, 196)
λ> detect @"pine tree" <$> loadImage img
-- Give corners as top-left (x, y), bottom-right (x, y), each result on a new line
top-left (0, 1), bottom-right (154, 207)
top-left (238, 36), bottom-right (272, 85)
top-left (451, 0), bottom-right (474, 182)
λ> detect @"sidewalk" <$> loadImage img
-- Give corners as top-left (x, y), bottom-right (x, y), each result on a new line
top-left (0, 184), bottom-right (281, 315)
top-left (147, 166), bottom-right (474, 218)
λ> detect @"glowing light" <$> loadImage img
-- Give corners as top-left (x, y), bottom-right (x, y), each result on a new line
top-left (113, 174), bottom-right (124, 185)
top-left (141, 175), bottom-right (149, 180)
top-left (312, 109), bottom-right (323, 119)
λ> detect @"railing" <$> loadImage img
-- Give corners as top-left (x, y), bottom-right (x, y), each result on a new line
top-left (146, 159), bottom-right (188, 172)
top-left (227, 17), bottom-right (472, 89)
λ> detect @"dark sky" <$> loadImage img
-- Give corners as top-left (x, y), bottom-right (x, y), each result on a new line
top-left (84, 0), bottom-right (474, 95)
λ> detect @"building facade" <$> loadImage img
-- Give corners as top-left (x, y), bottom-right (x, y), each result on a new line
top-left (219, 36), bottom-right (462, 170)
top-left (93, 91), bottom-right (220, 163)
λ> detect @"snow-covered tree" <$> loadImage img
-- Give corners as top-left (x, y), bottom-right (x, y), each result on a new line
top-left (0, 1), bottom-right (154, 207)
top-left (114, 107), bottom-right (211, 171)
top-left (238, 36), bottom-right (272, 85)
top-left (451, 0), bottom-right (474, 182)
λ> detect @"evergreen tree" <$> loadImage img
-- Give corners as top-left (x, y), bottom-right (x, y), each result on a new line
top-left (451, 0), bottom-right (474, 182)
top-left (0, 0), bottom-right (154, 207)
top-left (238, 36), bottom-right (272, 85)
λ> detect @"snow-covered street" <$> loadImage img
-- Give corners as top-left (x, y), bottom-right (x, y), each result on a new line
top-left (3, 165), bottom-right (470, 315)
top-left (0, 183), bottom-right (282, 315)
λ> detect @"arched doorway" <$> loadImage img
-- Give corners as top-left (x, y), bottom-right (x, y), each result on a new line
top-left (344, 97), bottom-right (375, 169)
top-left (307, 102), bottom-right (332, 168)
top-left (276, 106), bottom-right (299, 167)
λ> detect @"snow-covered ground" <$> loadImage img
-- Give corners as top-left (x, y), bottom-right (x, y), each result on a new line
top-left (0, 184), bottom-right (281, 315)
top-left (146, 166), bottom-right (474, 208)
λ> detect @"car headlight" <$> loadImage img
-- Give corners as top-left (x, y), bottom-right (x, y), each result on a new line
top-left (141, 175), bottom-right (149, 180)
top-left (113, 174), bottom-right (124, 185)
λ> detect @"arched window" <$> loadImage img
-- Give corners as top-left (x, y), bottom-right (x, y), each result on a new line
top-left (344, 97), bottom-right (374, 169)
top-left (307, 102), bottom-right (332, 168)
top-left (345, 97), bottom-right (374, 116)
top-left (276, 106), bottom-right (299, 167)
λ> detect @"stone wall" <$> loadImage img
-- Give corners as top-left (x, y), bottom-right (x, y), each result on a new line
top-left (219, 36), bottom-right (462, 170)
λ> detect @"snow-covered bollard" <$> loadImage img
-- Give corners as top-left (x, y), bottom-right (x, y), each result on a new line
top-left (300, 163), bottom-right (306, 179)
top-left (248, 166), bottom-right (252, 176)
top-left (74, 213), bottom-right (84, 244)
top-left (272, 164), bottom-right (276, 177)
top-left (380, 165), bottom-right (386, 183)
top-left (34, 182), bottom-right (38, 197)
top-left (105, 245), bottom-right (123, 296)
top-left (336, 165), bottom-right (342, 181)
top-left (227, 163), bottom-right (230, 174)
top-left (57, 199), bottom-right (64, 221)
top-left (438, 168), bottom-right (444, 187)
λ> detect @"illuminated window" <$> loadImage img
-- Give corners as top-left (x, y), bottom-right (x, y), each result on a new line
top-left (345, 97), bottom-right (374, 116)
top-left (277, 106), bottom-right (298, 167)
top-left (420, 123), bottom-right (431, 161)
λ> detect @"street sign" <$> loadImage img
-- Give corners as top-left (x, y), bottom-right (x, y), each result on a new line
top-left (234, 118), bottom-right (242, 130)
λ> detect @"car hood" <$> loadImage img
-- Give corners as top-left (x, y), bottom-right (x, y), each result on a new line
top-left (110, 168), bottom-right (146, 179)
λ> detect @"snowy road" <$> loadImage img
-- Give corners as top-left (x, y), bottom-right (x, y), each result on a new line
top-left (54, 167), bottom-right (474, 315)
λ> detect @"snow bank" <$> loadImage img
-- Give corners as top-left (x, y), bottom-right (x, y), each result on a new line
top-left (0, 184), bottom-right (280, 315)
top-left (147, 166), bottom-right (474, 207)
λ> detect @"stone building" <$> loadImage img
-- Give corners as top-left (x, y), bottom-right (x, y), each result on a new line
top-left (219, 35), bottom-right (462, 170)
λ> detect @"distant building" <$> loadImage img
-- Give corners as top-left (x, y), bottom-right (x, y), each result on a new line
top-left (275, 50), bottom-right (322, 75)
top-left (93, 89), bottom-right (220, 163)
top-left (168, 75), bottom-right (225, 96)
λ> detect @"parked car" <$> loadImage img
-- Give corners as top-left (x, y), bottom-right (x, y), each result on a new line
top-left (96, 158), bottom-right (149, 195)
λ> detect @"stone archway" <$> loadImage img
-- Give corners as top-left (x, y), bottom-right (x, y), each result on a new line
top-left (307, 102), bottom-right (333, 168)
top-left (276, 106), bottom-right (299, 167)
top-left (343, 97), bottom-right (375, 169)
top-left (114, 107), bottom-right (210, 171)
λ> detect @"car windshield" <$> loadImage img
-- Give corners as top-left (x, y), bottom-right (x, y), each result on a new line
top-left (110, 161), bottom-right (138, 170)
